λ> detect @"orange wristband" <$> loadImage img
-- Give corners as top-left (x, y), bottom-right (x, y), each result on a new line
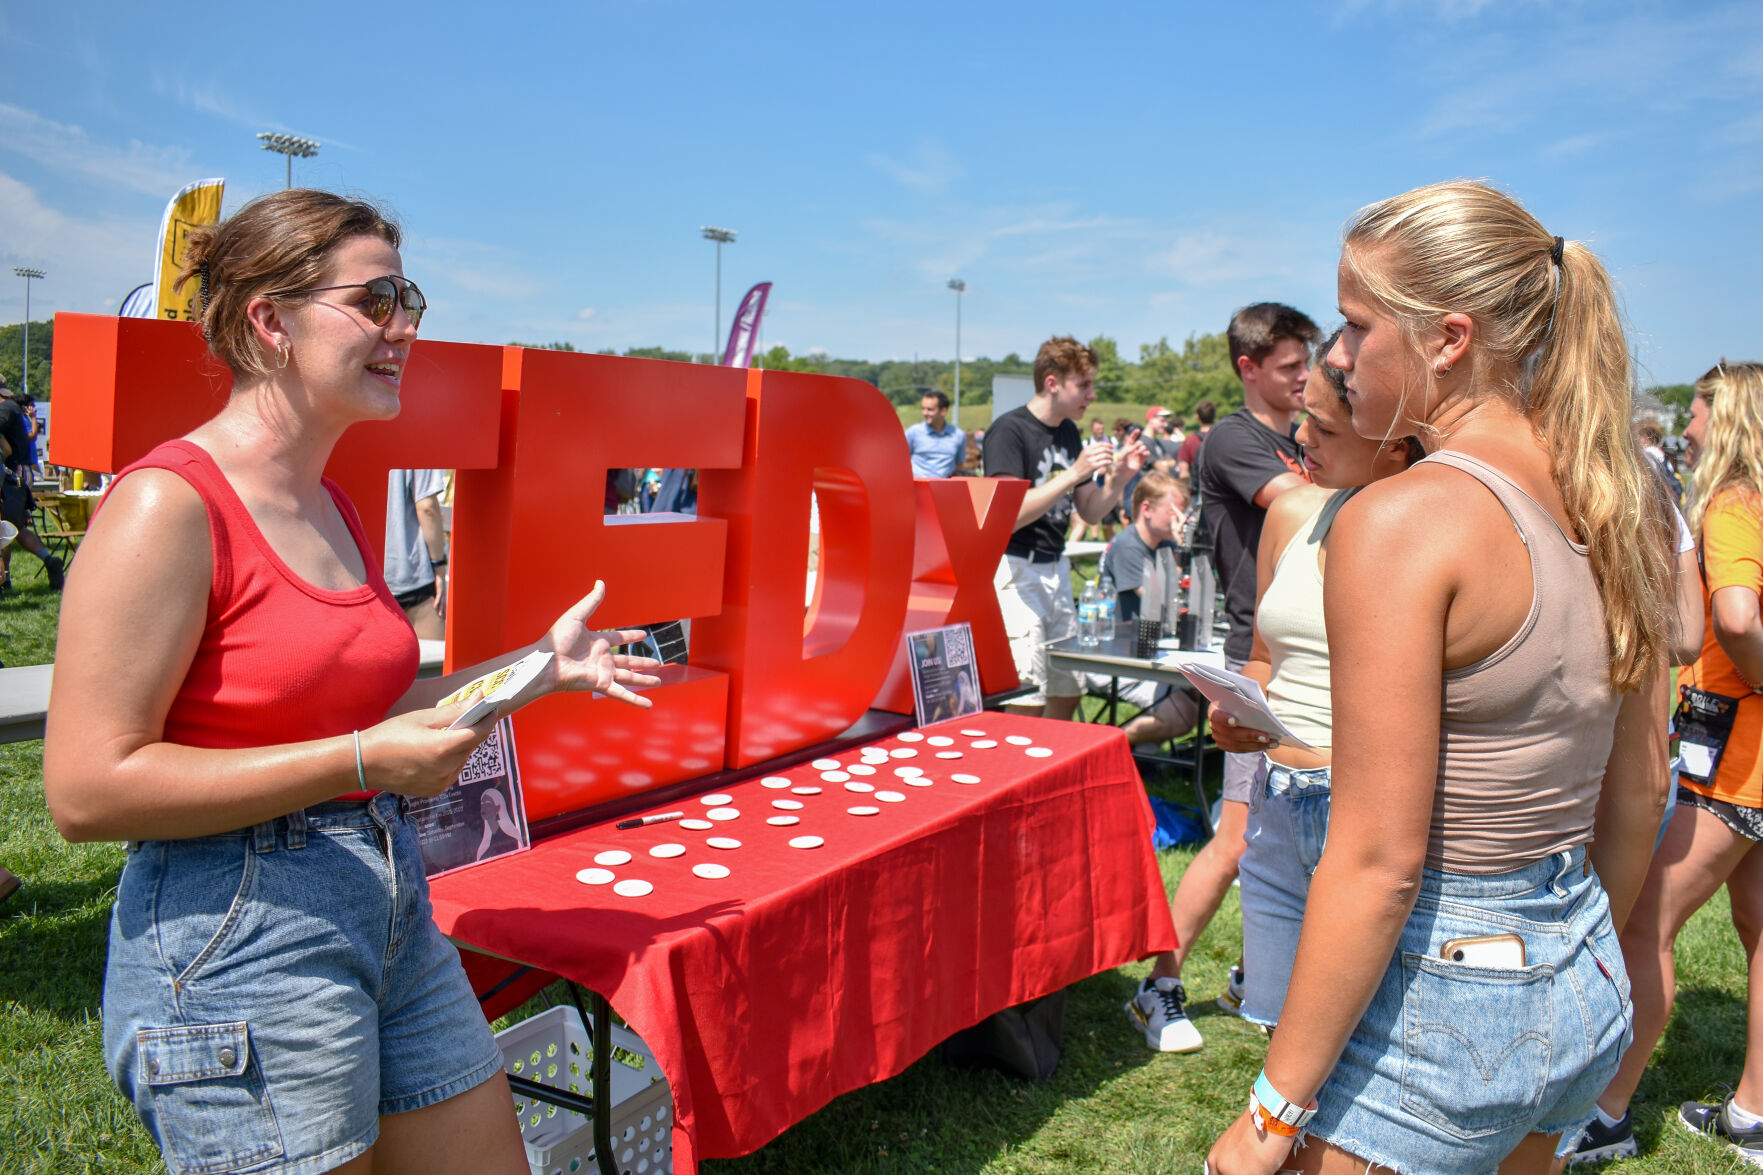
top-left (1249, 1091), bottom-right (1302, 1138)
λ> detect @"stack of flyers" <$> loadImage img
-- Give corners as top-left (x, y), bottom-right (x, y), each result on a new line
top-left (440, 651), bottom-right (554, 730)
top-left (1169, 658), bottom-right (1315, 750)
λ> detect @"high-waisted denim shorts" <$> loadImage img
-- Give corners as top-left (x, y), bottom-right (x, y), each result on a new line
top-left (103, 793), bottom-right (506, 1175)
top-left (1239, 760), bottom-right (1331, 1028)
top-left (1308, 845), bottom-right (1631, 1175)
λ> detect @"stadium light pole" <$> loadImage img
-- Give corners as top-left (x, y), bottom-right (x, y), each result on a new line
top-left (947, 278), bottom-right (966, 428)
top-left (13, 267), bottom-right (44, 398)
top-left (257, 132), bottom-right (320, 187)
top-left (701, 226), bottom-right (737, 362)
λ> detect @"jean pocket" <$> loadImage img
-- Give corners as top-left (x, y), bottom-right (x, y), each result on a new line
top-left (1399, 952), bottom-right (1554, 1140)
top-left (137, 1022), bottom-right (283, 1174)
top-left (156, 839), bottom-right (257, 990)
top-left (1291, 791), bottom-right (1330, 877)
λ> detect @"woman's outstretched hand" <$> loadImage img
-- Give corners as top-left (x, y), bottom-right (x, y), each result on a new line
top-left (540, 581), bottom-right (664, 707)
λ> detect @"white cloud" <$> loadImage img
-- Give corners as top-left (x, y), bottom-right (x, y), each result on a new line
top-left (576, 307), bottom-right (597, 320)
top-left (0, 171), bottom-right (158, 320)
top-left (0, 104), bottom-right (194, 198)
top-left (865, 140), bottom-right (963, 195)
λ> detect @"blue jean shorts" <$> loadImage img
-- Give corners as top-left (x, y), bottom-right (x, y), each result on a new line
top-left (1239, 760), bottom-right (1331, 1027)
top-left (103, 793), bottom-right (507, 1175)
top-left (1309, 845), bottom-right (1632, 1175)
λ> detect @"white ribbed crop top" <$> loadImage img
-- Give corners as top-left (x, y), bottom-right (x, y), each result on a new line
top-left (1259, 489), bottom-right (1356, 749)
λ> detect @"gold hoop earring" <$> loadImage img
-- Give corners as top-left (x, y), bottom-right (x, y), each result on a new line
top-left (275, 339), bottom-right (291, 370)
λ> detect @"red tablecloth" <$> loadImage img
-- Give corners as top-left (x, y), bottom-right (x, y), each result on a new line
top-left (429, 713), bottom-right (1175, 1172)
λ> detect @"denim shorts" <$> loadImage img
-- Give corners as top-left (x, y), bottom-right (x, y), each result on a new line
top-left (1239, 760), bottom-right (1331, 1027)
top-left (1309, 845), bottom-right (1631, 1175)
top-left (103, 793), bottom-right (507, 1175)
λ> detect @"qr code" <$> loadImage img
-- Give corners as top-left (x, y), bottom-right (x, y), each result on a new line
top-left (458, 725), bottom-right (508, 785)
top-left (944, 626), bottom-right (973, 669)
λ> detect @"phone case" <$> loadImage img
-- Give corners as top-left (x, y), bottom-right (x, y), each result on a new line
top-left (1441, 933), bottom-right (1526, 969)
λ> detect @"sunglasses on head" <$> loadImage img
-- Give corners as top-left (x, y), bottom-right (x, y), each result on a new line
top-left (269, 275), bottom-right (427, 328)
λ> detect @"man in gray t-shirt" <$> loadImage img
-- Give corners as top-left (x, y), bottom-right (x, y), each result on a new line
top-left (1095, 473), bottom-right (1197, 745)
top-left (384, 469), bottom-right (449, 639)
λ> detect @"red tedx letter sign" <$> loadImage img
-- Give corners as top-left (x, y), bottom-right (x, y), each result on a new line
top-left (694, 368), bottom-right (914, 766)
top-left (47, 313), bottom-right (503, 558)
top-left (448, 348), bottom-right (747, 820)
top-left (872, 476), bottom-right (1026, 713)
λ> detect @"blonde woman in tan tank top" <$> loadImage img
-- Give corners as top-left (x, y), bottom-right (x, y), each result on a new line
top-left (1208, 182), bottom-right (1674, 1175)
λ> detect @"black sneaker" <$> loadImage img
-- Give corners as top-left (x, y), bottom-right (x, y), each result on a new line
top-left (1680, 1096), bottom-right (1763, 1168)
top-left (1566, 1109), bottom-right (1636, 1165)
top-left (42, 554), bottom-right (64, 592)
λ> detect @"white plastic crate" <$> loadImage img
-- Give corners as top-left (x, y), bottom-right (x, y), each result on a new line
top-left (496, 1005), bottom-right (674, 1175)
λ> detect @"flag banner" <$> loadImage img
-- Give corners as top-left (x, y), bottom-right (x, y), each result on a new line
top-left (720, 280), bottom-right (772, 367)
top-left (151, 178), bottom-right (226, 323)
top-left (119, 282), bottom-right (155, 319)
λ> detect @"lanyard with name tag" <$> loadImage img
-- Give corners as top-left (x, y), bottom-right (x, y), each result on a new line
top-left (1677, 685), bottom-right (1742, 786)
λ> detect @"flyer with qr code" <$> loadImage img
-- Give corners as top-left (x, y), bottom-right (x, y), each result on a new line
top-left (407, 717), bottom-right (532, 878)
top-left (905, 623), bottom-right (984, 728)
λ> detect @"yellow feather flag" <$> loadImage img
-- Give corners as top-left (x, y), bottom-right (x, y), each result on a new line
top-left (152, 178), bottom-right (225, 322)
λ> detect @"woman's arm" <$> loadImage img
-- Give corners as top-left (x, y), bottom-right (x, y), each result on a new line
top-left (1209, 481), bottom-right (1457, 1174)
top-left (1591, 663), bottom-right (1670, 930)
top-left (1671, 546), bottom-right (1704, 667)
top-left (1712, 585), bottom-right (1763, 687)
top-left (43, 471), bottom-right (489, 843)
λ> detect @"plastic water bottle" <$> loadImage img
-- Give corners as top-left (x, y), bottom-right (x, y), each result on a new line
top-left (1078, 579), bottom-right (1100, 647)
top-left (1097, 571), bottom-right (1117, 641)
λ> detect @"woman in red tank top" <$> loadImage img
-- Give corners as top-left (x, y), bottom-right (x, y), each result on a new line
top-left (43, 190), bottom-right (659, 1175)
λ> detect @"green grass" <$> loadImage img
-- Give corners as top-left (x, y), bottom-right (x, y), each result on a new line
top-left (0, 588), bottom-right (1754, 1173)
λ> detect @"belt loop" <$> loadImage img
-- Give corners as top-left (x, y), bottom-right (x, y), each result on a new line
top-left (252, 820), bottom-right (277, 853)
top-left (286, 806), bottom-right (308, 850)
top-left (1550, 849), bottom-right (1572, 896)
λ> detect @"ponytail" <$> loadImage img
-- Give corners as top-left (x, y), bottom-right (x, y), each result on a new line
top-left (1525, 241), bottom-right (1672, 691)
top-left (1344, 181), bottom-right (1671, 692)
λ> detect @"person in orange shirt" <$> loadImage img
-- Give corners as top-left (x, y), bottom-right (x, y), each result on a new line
top-left (1577, 360), bottom-right (1763, 1167)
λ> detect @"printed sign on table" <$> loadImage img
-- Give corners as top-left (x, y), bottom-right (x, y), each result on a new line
top-left (906, 623), bottom-right (983, 728)
top-left (408, 717), bottom-right (531, 878)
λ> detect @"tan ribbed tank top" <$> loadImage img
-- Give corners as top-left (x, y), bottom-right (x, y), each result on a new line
top-left (1425, 451), bottom-right (1620, 874)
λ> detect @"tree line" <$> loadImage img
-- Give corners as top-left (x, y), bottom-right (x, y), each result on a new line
top-left (0, 320), bottom-right (54, 398)
top-left (5, 318), bottom-right (1698, 432)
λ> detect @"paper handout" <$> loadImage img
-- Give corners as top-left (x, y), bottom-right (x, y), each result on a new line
top-left (440, 650), bottom-right (554, 730)
top-left (1164, 657), bottom-right (1316, 750)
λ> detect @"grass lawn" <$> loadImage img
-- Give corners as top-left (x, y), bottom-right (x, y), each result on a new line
top-left (0, 585), bottom-right (1754, 1173)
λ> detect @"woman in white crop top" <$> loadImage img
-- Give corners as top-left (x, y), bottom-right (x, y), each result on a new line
top-left (1221, 338), bottom-right (1421, 1033)
top-left (1208, 182), bottom-right (1674, 1175)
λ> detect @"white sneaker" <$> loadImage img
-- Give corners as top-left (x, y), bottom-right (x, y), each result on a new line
top-left (1126, 976), bottom-right (1203, 1053)
top-left (1216, 963), bottom-right (1246, 1016)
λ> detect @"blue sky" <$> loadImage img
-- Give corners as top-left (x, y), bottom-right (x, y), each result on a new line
top-left (2, 1), bottom-right (1759, 385)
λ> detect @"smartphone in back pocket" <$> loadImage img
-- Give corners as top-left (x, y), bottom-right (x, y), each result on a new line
top-left (1441, 932), bottom-right (1526, 969)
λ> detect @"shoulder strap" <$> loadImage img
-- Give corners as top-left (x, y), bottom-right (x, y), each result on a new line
top-left (1307, 487), bottom-right (1360, 544)
top-left (107, 439), bottom-right (235, 610)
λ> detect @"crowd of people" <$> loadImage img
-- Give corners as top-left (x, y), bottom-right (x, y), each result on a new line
top-left (16, 174), bottom-right (1763, 1174)
top-left (968, 182), bottom-right (1763, 1173)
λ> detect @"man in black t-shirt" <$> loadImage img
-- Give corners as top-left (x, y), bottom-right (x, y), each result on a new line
top-left (0, 383), bottom-right (63, 593)
top-left (1127, 303), bottom-right (1316, 1054)
top-left (984, 336), bottom-right (1146, 719)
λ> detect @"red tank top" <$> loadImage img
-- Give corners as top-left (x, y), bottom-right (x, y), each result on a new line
top-left (109, 440), bottom-right (418, 798)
